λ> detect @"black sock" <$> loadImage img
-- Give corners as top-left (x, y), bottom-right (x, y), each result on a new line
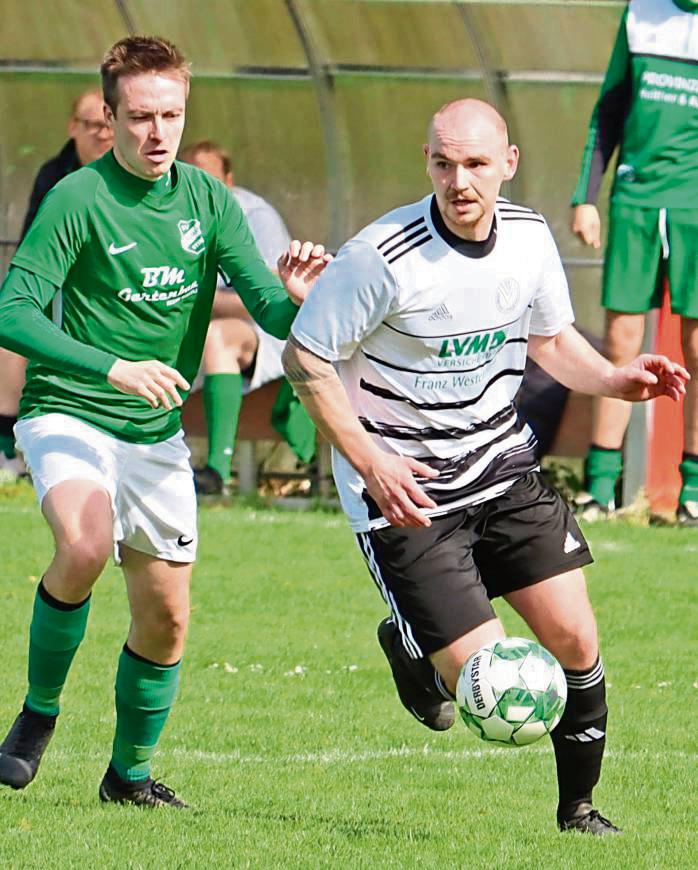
top-left (550, 657), bottom-right (607, 821)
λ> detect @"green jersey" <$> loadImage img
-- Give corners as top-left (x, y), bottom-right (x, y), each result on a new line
top-left (0, 151), bottom-right (297, 443)
top-left (572, 0), bottom-right (698, 208)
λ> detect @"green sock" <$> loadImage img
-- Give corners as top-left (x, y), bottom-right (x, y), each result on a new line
top-left (679, 452), bottom-right (698, 505)
top-left (584, 445), bottom-right (622, 507)
top-left (204, 373), bottom-right (243, 481)
top-left (111, 646), bottom-right (181, 782)
top-left (25, 581), bottom-right (91, 717)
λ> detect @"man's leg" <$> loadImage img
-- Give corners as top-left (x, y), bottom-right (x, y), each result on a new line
top-left (678, 317), bottom-right (698, 522)
top-left (0, 480), bottom-right (113, 788)
top-left (582, 311), bottom-right (645, 514)
top-left (198, 317), bottom-right (257, 493)
top-left (99, 545), bottom-right (190, 808)
top-left (358, 516), bottom-right (501, 731)
top-left (505, 570), bottom-right (618, 834)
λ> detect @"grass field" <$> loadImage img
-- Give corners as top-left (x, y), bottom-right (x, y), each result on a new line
top-left (0, 485), bottom-right (696, 869)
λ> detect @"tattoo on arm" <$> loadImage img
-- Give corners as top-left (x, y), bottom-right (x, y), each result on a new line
top-left (282, 334), bottom-right (339, 396)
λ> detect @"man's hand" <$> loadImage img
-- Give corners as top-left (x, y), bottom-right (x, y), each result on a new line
top-left (571, 204), bottom-right (601, 249)
top-left (107, 359), bottom-right (190, 410)
top-left (609, 354), bottom-right (689, 402)
top-left (277, 240), bottom-right (333, 305)
top-left (362, 453), bottom-right (440, 528)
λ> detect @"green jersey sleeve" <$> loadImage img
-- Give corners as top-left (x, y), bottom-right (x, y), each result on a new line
top-left (215, 189), bottom-right (297, 340)
top-left (0, 267), bottom-right (117, 378)
top-left (571, 9), bottom-right (632, 206)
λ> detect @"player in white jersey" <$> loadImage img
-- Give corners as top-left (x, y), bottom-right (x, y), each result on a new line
top-left (283, 99), bottom-right (688, 835)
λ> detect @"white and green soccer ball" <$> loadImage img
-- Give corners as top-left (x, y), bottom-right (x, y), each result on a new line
top-left (456, 637), bottom-right (567, 746)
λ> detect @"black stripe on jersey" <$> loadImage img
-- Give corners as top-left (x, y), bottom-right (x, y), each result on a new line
top-left (361, 338), bottom-right (527, 375)
top-left (361, 435), bottom-right (538, 520)
top-left (359, 368), bottom-right (525, 411)
top-left (382, 226), bottom-right (432, 259)
top-left (634, 52), bottom-right (698, 68)
top-left (419, 415), bottom-right (526, 484)
top-left (500, 215), bottom-right (546, 224)
top-left (377, 217), bottom-right (426, 251)
top-left (498, 206), bottom-right (539, 215)
top-left (359, 403), bottom-right (518, 442)
top-left (382, 313), bottom-right (525, 340)
top-left (387, 233), bottom-right (433, 264)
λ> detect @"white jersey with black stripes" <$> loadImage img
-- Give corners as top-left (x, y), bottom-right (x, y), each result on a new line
top-left (291, 194), bottom-right (574, 531)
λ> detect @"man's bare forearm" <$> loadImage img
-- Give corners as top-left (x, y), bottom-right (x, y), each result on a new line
top-left (528, 324), bottom-right (616, 396)
top-left (282, 335), bottom-right (380, 476)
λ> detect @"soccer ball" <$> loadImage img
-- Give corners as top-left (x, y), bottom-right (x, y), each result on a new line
top-left (456, 637), bottom-right (567, 746)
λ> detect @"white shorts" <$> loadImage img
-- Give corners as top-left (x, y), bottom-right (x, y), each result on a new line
top-left (245, 321), bottom-right (285, 394)
top-left (191, 322), bottom-right (285, 395)
top-left (15, 413), bottom-right (197, 563)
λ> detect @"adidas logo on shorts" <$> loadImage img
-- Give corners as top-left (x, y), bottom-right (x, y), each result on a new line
top-left (563, 531), bottom-right (581, 554)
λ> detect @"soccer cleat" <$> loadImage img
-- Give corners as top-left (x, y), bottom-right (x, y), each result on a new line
top-left (574, 492), bottom-right (614, 522)
top-left (377, 618), bottom-right (455, 732)
top-left (558, 802), bottom-right (622, 836)
top-left (99, 765), bottom-right (189, 808)
top-left (676, 501), bottom-right (698, 528)
top-left (193, 464), bottom-right (225, 496)
top-left (0, 705), bottom-right (56, 789)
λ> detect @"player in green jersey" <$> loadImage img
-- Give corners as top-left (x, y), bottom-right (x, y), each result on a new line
top-left (571, 0), bottom-right (698, 524)
top-left (0, 36), bottom-right (329, 808)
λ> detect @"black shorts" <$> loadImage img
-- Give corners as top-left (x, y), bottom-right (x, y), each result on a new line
top-left (356, 471), bottom-right (592, 659)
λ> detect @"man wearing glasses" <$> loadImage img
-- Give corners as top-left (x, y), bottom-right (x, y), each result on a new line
top-left (20, 88), bottom-right (114, 238)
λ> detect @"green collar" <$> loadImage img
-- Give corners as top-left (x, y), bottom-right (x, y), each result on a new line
top-left (101, 150), bottom-right (176, 204)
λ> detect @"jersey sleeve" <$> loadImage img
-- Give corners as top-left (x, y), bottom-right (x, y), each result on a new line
top-left (244, 205), bottom-right (291, 269)
top-left (529, 225), bottom-right (575, 337)
top-left (291, 240), bottom-right (398, 362)
top-left (12, 176), bottom-right (91, 286)
top-left (0, 267), bottom-right (117, 378)
top-left (215, 189), bottom-right (297, 339)
top-left (571, 9), bottom-right (632, 205)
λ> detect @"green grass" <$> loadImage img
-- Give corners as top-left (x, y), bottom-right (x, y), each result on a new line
top-left (0, 487), bottom-right (697, 869)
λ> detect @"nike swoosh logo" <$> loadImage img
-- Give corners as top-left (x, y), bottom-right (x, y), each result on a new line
top-left (177, 535), bottom-right (194, 547)
top-left (109, 241), bottom-right (137, 255)
top-left (409, 707), bottom-right (425, 722)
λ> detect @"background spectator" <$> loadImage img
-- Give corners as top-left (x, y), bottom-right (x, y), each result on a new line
top-left (0, 88), bottom-right (113, 481)
top-left (180, 140), bottom-right (315, 495)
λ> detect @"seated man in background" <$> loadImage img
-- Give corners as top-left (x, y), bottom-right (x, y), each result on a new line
top-left (1, 88), bottom-right (113, 481)
top-left (180, 140), bottom-right (314, 494)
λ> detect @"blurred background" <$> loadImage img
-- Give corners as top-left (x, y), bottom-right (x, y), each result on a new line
top-left (0, 0), bottom-right (624, 337)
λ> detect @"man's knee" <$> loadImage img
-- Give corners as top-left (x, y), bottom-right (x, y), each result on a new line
top-left (546, 620), bottom-right (599, 671)
top-left (53, 534), bottom-right (111, 588)
top-left (135, 604), bottom-right (190, 648)
top-left (603, 312), bottom-right (645, 365)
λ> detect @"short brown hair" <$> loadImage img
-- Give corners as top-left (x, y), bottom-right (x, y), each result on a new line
top-left (101, 36), bottom-right (190, 114)
top-left (179, 140), bottom-right (232, 177)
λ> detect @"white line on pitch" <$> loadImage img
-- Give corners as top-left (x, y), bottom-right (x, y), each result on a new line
top-left (167, 745), bottom-right (696, 766)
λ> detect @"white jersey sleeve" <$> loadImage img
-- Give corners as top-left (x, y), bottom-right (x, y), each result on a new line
top-left (528, 224), bottom-right (575, 336)
top-left (291, 239), bottom-right (398, 361)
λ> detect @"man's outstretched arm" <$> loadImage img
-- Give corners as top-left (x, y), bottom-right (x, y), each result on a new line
top-left (528, 324), bottom-right (689, 402)
top-left (282, 334), bottom-right (438, 527)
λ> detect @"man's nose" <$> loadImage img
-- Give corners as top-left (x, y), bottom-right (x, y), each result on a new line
top-left (150, 117), bottom-right (165, 139)
top-left (454, 164), bottom-right (471, 190)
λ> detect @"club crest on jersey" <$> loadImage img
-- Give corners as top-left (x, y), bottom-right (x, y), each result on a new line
top-left (178, 219), bottom-right (205, 255)
top-left (495, 277), bottom-right (520, 313)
